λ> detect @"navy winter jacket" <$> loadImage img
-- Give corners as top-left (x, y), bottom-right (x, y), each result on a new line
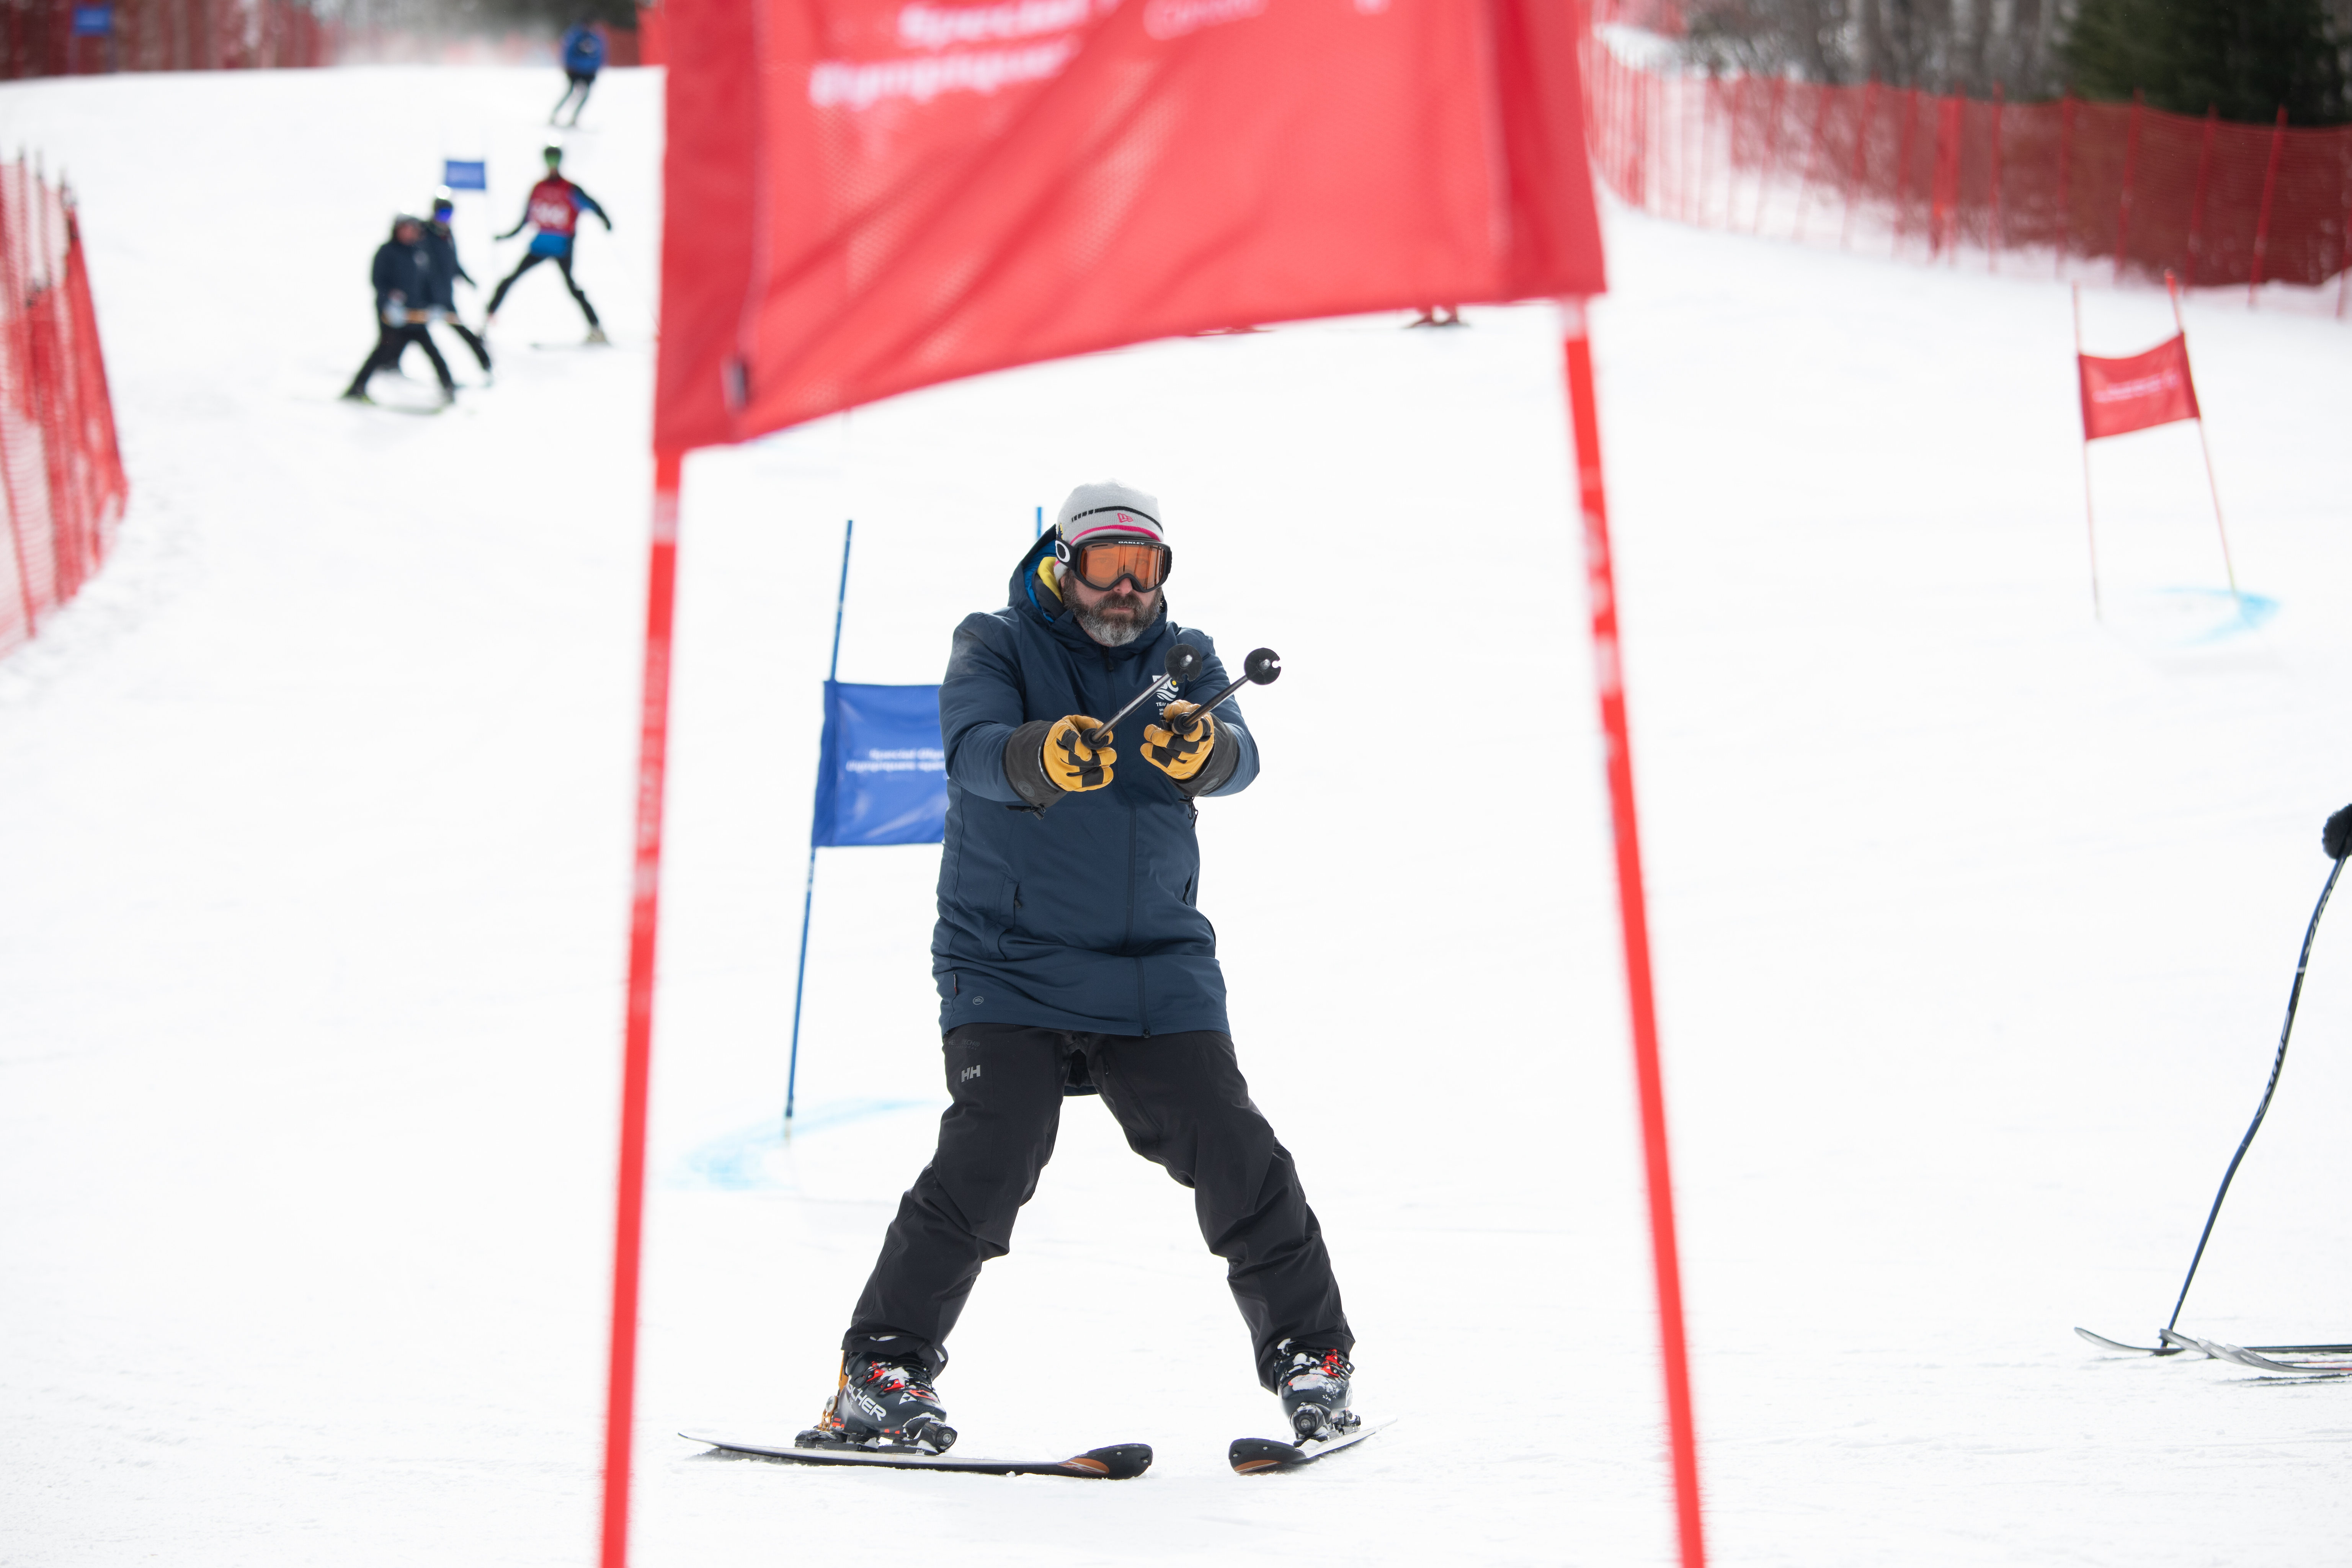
top-left (369, 232), bottom-right (431, 317)
top-left (933, 533), bottom-right (1261, 1038)
top-left (562, 23), bottom-right (606, 73)
top-left (418, 222), bottom-right (471, 310)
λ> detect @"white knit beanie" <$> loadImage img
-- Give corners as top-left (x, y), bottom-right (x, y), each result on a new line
top-left (1055, 481), bottom-right (1164, 550)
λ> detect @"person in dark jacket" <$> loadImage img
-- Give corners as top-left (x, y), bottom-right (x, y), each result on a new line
top-left (485, 145), bottom-right (611, 344)
top-left (806, 482), bottom-right (1357, 1456)
top-left (551, 19), bottom-right (605, 127)
top-left (408, 190), bottom-right (491, 379)
top-left (342, 216), bottom-right (454, 405)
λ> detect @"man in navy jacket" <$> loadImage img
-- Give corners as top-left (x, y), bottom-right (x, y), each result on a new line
top-left (808, 483), bottom-right (1356, 1455)
top-left (341, 216), bottom-right (454, 405)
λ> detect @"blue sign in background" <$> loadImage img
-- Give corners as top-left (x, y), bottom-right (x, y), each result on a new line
top-left (441, 159), bottom-right (487, 191)
top-left (810, 681), bottom-right (946, 847)
top-left (71, 4), bottom-right (112, 35)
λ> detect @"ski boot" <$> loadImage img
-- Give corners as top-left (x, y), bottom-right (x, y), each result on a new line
top-left (797, 1354), bottom-right (957, 1454)
top-left (1276, 1347), bottom-right (1359, 1442)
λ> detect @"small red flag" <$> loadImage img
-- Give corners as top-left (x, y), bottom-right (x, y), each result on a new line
top-left (2078, 334), bottom-right (2200, 441)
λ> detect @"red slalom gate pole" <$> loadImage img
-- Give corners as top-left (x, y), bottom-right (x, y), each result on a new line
top-left (1561, 299), bottom-right (1706, 1568)
top-left (2071, 285), bottom-right (2103, 621)
top-left (599, 448), bottom-right (685, 1568)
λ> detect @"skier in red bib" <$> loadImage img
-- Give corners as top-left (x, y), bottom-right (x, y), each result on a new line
top-left (485, 145), bottom-right (612, 344)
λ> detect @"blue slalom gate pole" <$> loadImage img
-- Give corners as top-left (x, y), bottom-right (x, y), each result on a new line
top-left (1036, 503), bottom-right (1044, 536)
top-left (785, 518), bottom-right (854, 1126)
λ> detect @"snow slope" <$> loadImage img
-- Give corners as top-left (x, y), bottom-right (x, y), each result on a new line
top-left (4, 64), bottom-right (2351, 1568)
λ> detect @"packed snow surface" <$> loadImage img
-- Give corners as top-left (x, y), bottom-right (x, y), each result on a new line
top-left (5, 64), bottom-right (2352, 1568)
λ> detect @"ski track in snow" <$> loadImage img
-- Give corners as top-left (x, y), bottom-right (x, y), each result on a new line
top-left (4, 65), bottom-right (2352, 1568)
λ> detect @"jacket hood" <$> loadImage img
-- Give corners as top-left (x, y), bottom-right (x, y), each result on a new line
top-left (1004, 531), bottom-right (1169, 663)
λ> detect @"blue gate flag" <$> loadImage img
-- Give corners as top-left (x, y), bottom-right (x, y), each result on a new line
top-left (442, 159), bottom-right (488, 191)
top-left (811, 681), bottom-right (946, 847)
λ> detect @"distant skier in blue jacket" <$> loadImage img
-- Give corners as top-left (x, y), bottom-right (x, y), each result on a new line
top-left (801, 482), bottom-right (1358, 1460)
top-left (552, 19), bottom-right (606, 127)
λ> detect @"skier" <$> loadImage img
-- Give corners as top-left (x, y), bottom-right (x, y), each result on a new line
top-left (342, 216), bottom-right (455, 405)
top-left (485, 145), bottom-right (611, 345)
top-left (551, 18), bottom-right (606, 127)
top-left (806, 482), bottom-right (1356, 1455)
top-left (411, 190), bottom-right (492, 381)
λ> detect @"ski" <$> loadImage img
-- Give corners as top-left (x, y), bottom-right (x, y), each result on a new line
top-left (2076, 1326), bottom-right (2352, 1359)
top-left (680, 1431), bottom-right (1152, 1478)
top-left (1229, 1418), bottom-right (1391, 1474)
top-left (2074, 1327), bottom-right (2184, 1356)
top-left (2175, 1337), bottom-right (2352, 1377)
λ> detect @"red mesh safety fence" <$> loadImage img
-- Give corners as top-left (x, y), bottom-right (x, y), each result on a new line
top-left (0, 161), bottom-right (129, 660)
top-left (1583, 37), bottom-right (2352, 297)
top-left (1, 0), bottom-right (327, 78)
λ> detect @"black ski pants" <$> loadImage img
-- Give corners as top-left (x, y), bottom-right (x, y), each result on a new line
top-left (487, 250), bottom-right (600, 326)
top-left (553, 69), bottom-right (595, 125)
top-left (347, 322), bottom-right (451, 395)
top-left (431, 319), bottom-right (492, 373)
top-left (845, 1023), bottom-right (1351, 1391)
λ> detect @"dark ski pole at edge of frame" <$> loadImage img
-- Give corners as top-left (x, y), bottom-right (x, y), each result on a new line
top-left (2161, 849), bottom-right (2345, 1336)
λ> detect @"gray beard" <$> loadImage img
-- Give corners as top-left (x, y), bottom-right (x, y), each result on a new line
top-left (1071, 591), bottom-right (1154, 647)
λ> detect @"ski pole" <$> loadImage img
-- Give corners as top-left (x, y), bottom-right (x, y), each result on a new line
top-left (1085, 643), bottom-right (1203, 747)
top-left (1159, 647), bottom-right (1281, 728)
top-left (2162, 839), bottom-right (2346, 1336)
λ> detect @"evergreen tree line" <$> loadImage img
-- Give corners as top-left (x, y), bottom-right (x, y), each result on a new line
top-left (314, 0), bottom-right (639, 41)
top-left (1677, 0), bottom-right (2352, 123)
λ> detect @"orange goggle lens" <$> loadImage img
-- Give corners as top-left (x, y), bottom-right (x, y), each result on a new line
top-left (1068, 539), bottom-right (1171, 592)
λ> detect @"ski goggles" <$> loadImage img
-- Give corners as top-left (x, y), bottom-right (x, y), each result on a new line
top-left (1057, 536), bottom-right (1172, 593)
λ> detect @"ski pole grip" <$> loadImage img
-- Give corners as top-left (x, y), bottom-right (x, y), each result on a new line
top-left (1084, 643), bottom-right (1203, 747)
top-left (1166, 648), bottom-right (1281, 732)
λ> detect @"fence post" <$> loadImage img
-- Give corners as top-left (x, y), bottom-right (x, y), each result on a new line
top-left (2185, 105), bottom-right (2216, 287)
top-left (2338, 131), bottom-right (2352, 318)
top-left (1940, 95), bottom-right (1963, 261)
top-left (1792, 85), bottom-right (1831, 240)
top-left (1891, 86), bottom-right (1919, 255)
top-left (0, 159), bottom-right (42, 639)
top-left (1988, 84), bottom-right (2005, 271)
top-left (1842, 79), bottom-right (1879, 250)
top-left (2249, 105), bottom-right (2288, 306)
top-left (1698, 72), bottom-right (1717, 227)
top-left (2113, 89), bottom-right (2143, 283)
top-left (1754, 74), bottom-right (1786, 234)
top-left (0, 168), bottom-right (35, 644)
top-left (2056, 92), bottom-right (2076, 277)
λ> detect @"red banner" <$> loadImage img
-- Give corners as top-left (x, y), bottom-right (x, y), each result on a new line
top-left (2078, 334), bottom-right (2200, 441)
top-left (654, 0), bottom-right (1607, 451)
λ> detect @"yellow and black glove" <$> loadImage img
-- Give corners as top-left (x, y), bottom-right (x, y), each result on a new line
top-left (1141, 701), bottom-right (1215, 782)
top-left (1042, 714), bottom-right (1116, 793)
